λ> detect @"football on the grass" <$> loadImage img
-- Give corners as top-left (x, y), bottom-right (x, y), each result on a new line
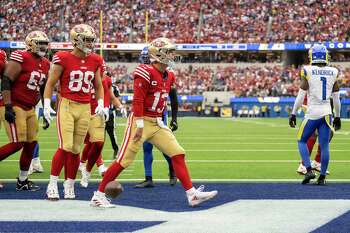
top-left (104, 181), bottom-right (123, 198)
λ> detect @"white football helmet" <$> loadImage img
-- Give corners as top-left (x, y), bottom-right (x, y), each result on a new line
top-left (148, 37), bottom-right (178, 66)
top-left (25, 31), bottom-right (49, 57)
top-left (70, 24), bottom-right (96, 54)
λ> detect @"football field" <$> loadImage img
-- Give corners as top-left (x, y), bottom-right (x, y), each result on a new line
top-left (1, 117), bottom-right (350, 181)
top-left (1, 117), bottom-right (350, 233)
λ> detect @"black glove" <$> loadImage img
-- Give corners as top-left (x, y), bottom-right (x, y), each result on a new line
top-left (333, 117), bottom-right (341, 131)
top-left (43, 117), bottom-right (50, 130)
top-left (5, 104), bottom-right (16, 123)
top-left (170, 119), bottom-right (178, 132)
top-left (289, 114), bottom-right (296, 128)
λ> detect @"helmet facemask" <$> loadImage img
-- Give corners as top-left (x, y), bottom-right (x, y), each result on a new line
top-left (25, 31), bottom-right (50, 57)
top-left (75, 35), bottom-right (95, 54)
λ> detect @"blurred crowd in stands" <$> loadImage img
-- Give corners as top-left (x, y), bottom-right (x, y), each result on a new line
top-left (110, 64), bottom-right (350, 97)
top-left (1, 0), bottom-right (350, 43)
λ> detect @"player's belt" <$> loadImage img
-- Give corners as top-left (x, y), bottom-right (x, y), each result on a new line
top-left (144, 116), bottom-right (162, 123)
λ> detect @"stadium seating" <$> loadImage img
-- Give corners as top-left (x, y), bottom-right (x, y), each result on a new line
top-left (110, 64), bottom-right (350, 96)
top-left (1, 0), bottom-right (349, 43)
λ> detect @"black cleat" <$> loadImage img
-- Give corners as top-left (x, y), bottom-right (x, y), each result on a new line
top-left (16, 178), bottom-right (40, 191)
top-left (316, 175), bottom-right (326, 185)
top-left (301, 171), bottom-right (316, 185)
top-left (134, 179), bottom-right (154, 188)
top-left (169, 172), bottom-right (177, 186)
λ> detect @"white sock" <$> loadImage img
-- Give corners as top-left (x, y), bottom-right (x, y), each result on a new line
top-left (49, 175), bottom-right (59, 185)
top-left (98, 164), bottom-right (106, 174)
top-left (186, 187), bottom-right (196, 195)
top-left (33, 157), bottom-right (39, 162)
top-left (65, 178), bottom-right (75, 186)
top-left (19, 170), bottom-right (28, 181)
top-left (97, 190), bottom-right (105, 196)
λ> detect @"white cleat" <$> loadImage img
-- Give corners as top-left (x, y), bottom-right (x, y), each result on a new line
top-left (90, 191), bottom-right (116, 208)
top-left (296, 163), bottom-right (307, 175)
top-left (187, 185), bottom-right (218, 207)
top-left (80, 167), bottom-right (91, 188)
top-left (46, 183), bottom-right (59, 201)
top-left (63, 180), bottom-right (76, 199)
top-left (311, 160), bottom-right (330, 175)
top-left (28, 159), bottom-right (44, 175)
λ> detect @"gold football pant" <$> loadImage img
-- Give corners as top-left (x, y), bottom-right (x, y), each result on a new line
top-left (57, 97), bottom-right (91, 154)
top-left (0, 106), bottom-right (38, 142)
top-left (116, 113), bottom-right (185, 168)
top-left (87, 114), bottom-right (105, 142)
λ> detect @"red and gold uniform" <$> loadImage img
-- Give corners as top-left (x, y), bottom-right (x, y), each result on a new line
top-left (0, 49), bottom-right (7, 124)
top-left (52, 51), bottom-right (103, 154)
top-left (87, 76), bottom-right (112, 142)
top-left (116, 64), bottom-right (184, 168)
top-left (0, 50), bottom-right (49, 142)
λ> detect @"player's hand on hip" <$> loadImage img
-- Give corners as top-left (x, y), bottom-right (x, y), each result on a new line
top-left (289, 114), bottom-right (296, 128)
top-left (170, 119), bottom-right (178, 131)
top-left (5, 104), bottom-right (16, 123)
top-left (133, 128), bottom-right (143, 142)
top-left (333, 117), bottom-right (341, 131)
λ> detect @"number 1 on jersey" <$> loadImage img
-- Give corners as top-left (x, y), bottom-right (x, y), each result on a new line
top-left (320, 76), bottom-right (326, 100)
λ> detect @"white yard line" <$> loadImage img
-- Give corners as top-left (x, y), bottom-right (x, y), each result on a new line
top-left (4, 159), bottom-right (350, 163)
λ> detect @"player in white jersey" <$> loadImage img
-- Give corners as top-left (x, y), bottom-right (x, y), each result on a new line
top-left (289, 44), bottom-right (341, 185)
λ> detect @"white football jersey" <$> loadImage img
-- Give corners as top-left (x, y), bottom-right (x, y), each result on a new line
top-left (302, 65), bottom-right (338, 119)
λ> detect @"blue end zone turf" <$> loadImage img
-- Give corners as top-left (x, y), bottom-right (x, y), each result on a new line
top-left (0, 221), bottom-right (164, 232)
top-left (1, 183), bottom-right (350, 232)
top-left (1, 183), bottom-right (350, 212)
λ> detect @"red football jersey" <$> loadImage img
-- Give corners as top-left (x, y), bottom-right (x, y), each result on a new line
top-left (52, 51), bottom-right (103, 104)
top-left (0, 49), bottom-right (7, 106)
top-left (132, 64), bottom-right (176, 117)
top-left (90, 76), bottom-right (112, 114)
top-left (9, 50), bottom-right (50, 110)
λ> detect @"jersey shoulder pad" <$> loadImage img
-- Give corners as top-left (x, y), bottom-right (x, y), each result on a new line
top-left (300, 65), bottom-right (311, 80)
top-left (134, 64), bottom-right (151, 83)
top-left (52, 51), bottom-right (69, 65)
top-left (9, 50), bottom-right (26, 63)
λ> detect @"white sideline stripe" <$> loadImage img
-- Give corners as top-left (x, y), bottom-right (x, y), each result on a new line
top-left (2, 178), bottom-right (350, 182)
top-left (4, 159), bottom-right (350, 163)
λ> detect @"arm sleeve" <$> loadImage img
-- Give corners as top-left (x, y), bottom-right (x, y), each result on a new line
top-left (9, 51), bottom-right (23, 63)
top-left (332, 91), bottom-right (341, 117)
top-left (169, 87), bottom-right (178, 120)
top-left (292, 89), bottom-right (307, 115)
top-left (132, 77), bottom-right (149, 117)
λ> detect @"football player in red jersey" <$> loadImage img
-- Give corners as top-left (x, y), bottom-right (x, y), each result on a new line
top-left (90, 38), bottom-right (218, 208)
top-left (0, 49), bottom-right (7, 189)
top-left (79, 62), bottom-right (125, 188)
top-left (0, 31), bottom-right (50, 191)
top-left (44, 24), bottom-right (105, 200)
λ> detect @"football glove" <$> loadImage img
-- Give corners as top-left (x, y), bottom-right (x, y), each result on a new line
top-left (170, 119), bottom-right (178, 132)
top-left (5, 104), bottom-right (16, 123)
top-left (289, 114), bottom-right (296, 128)
top-left (103, 107), bottom-right (110, 122)
top-left (333, 117), bottom-right (341, 131)
top-left (95, 99), bottom-right (106, 118)
top-left (43, 98), bottom-right (56, 124)
top-left (43, 117), bottom-right (50, 130)
top-left (119, 105), bottom-right (128, 118)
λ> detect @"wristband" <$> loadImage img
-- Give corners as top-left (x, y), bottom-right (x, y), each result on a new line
top-left (44, 98), bottom-right (51, 108)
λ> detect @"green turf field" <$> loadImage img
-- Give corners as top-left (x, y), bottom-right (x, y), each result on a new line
top-left (0, 117), bottom-right (349, 181)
